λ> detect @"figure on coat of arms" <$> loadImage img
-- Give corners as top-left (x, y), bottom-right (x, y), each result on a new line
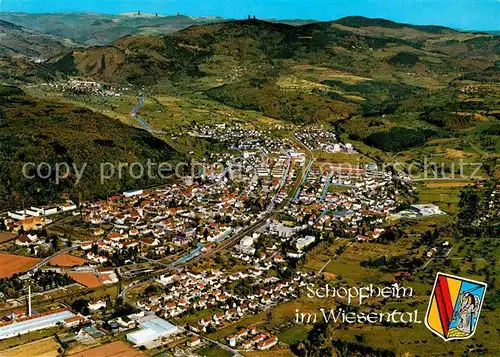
top-left (455, 292), bottom-right (480, 334)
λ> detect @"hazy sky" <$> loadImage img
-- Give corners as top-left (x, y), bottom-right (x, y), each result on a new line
top-left (1, 0), bottom-right (499, 30)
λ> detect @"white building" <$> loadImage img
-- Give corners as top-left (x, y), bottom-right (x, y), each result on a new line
top-left (127, 315), bottom-right (178, 346)
top-left (269, 223), bottom-right (294, 238)
top-left (0, 309), bottom-right (76, 340)
top-left (296, 235), bottom-right (315, 250)
top-left (236, 236), bottom-right (256, 255)
top-left (59, 202), bottom-right (77, 212)
top-left (123, 189), bottom-right (144, 198)
top-left (411, 204), bottom-right (444, 216)
top-left (156, 274), bottom-right (177, 286)
top-left (88, 300), bottom-right (107, 311)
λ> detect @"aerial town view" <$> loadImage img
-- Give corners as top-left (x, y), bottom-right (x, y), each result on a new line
top-left (0, 0), bottom-right (498, 356)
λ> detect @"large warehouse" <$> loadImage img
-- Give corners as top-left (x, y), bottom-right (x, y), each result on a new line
top-left (0, 308), bottom-right (76, 340)
top-left (127, 315), bottom-right (178, 346)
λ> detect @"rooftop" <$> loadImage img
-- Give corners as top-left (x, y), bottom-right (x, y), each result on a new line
top-left (0, 309), bottom-right (75, 340)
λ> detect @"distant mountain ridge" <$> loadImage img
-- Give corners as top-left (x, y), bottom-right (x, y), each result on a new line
top-left (0, 13), bottom-right (495, 47)
top-left (47, 18), bottom-right (498, 85)
top-left (0, 19), bottom-right (77, 59)
top-left (0, 19), bottom-right (23, 30)
top-left (334, 16), bottom-right (456, 34)
top-left (1, 15), bottom-right (498, 126)
top-left (0, 12), bottom-right (227, 46)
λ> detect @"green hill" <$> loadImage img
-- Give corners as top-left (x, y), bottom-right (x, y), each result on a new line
top-left (48, 18), bottom-right (498, 86)
top-left (0, 19), bottom-right (77, 59)
top-left (40, 19), bottom-right (498, 127)
top-left (0, 85), bottom-right (183, 210)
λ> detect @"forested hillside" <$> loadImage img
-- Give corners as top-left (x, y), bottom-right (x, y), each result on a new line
top-left (0, 85), bottom-right (183, 210)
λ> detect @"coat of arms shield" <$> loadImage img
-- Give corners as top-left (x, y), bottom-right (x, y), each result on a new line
top-left (425, 273), bottom-right (487, 341)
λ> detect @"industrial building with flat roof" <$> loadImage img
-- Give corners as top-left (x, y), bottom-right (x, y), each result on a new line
top-left (127, 315), bottom-right (178, 346)
top-left (0, 309), bottom-right (76, 340)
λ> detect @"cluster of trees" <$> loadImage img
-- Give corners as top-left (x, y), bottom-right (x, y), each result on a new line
top-left (32, 270), bottom-right (74, 291)
top-left (213, 214), bottom-right (232, 224)
top-left (293, 322), bottom-right (333, 357)
top-left (143, 284), bottom-right (163, 296)
top-left (331, 339), bottom-right (396, 357)
top-left (107, 246), bottom-right (141, 266)
top-left (0, 275), bottom-right (26, 299)
top-left (0, 271), bottom-right (74, 299)
top-left (388, 52), bottom-right (420, 67)
top-left (378, 226), bottom-right (405, 243)
top-left (483, 123), bottom-right (500, 136)
top-left (324, 78), bottom-right (419, 116)
top-left (71, 298), bottom-right (91, 315)
top-left (360, 254), bottom-right (423, 272)
top-left (365, 127), bottom-right (437, 152)
top-left (479, 135), bottom-right (499, 153)
top-left (457, 182), bottom-right (499, 237)
top-left (420, 109), bottom-right (473, 130)
top-left (244, 196), bottom-right (266, 214)
top-left (231, 277), bottom-right (257, 296)
top-left (112, 298), bottom-right (136, 318)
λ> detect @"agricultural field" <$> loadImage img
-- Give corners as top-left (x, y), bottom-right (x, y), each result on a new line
top-left (277, 325), bottom-right (310, 345)
top-left (0, 233), bottom-right (17, 245)
top-left (48, 254), bottom-right (88, 267)
top-left (194, 345), bottom-right (232, 357)
top-left (0, 328), bottom-right (62, 352)
top-left (68, 272), bottom-right (103, 288)
top-left (30, 284), bottom-right (85, 305)
top-left (313, 151), bottom-right (371, 164)
top-left (0, 253), bottom-right (40, 278)
top-left (416, 181), bottom-right (465, 213)
top-left (68, 341), bottom-right (144, 357)
top-left (0, 337), bottom-right (61, 357)
top-left (244, 349), bottom-right (297, 357)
